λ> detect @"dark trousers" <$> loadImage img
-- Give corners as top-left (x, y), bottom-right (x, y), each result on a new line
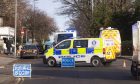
top-left (7, 47), bottom-right (11, 54)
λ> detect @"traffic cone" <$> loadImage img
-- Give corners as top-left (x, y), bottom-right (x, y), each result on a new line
top-left (123, 60), bottom-right (126, 68)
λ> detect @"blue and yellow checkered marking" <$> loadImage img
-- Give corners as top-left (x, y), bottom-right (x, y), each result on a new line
top-left (70, 48), bottom-right (77, 54)
top-left (86, 48), bottom-right (94, 54)
top-left (54, 49), bottom-right (61, 55)
top-left (54, 48), bottom-right (94, 55)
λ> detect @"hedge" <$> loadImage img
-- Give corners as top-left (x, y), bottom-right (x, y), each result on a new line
top-left (121, 41), bottom-right (133, 56)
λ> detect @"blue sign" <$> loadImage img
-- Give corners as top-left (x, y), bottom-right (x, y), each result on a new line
top-left (61, 57), bottom-right (75, 67)
top-left (13, 64), bottom-right (31, 77)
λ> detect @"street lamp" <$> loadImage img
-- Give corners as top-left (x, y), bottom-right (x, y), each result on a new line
top-left (33, 0), bottom-right (38, 43)
top-left (91, 0), bottom-right (94, 17)
top-left (14, 0), bottom-right (17, 57)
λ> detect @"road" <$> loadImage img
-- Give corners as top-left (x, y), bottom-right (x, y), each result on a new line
top-left (12, 58), bottom-right (140, 84)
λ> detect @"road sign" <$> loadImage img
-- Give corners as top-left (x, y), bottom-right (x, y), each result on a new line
top-left (61, 57), bottom-right (75, 67)
top-left (13, 64), bottom-right (31, 77)
top-left (21, 28), bottom-right (25, 35)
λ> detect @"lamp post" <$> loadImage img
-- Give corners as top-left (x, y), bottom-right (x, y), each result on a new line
top-left (14, 0), bottom-right (17, 57)
top-left (25, 29), bottom-right (29, 43)
top-left (32, 0), bottom-right (38, 43)
top-left (91, 0), bottom-right (94, 16)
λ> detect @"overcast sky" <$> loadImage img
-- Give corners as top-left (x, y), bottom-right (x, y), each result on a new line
top-left (35, 0), bottom-right (69, 30)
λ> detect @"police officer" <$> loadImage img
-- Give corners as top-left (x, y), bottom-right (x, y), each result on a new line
top-left (6, 40), bottom-right (12, 55)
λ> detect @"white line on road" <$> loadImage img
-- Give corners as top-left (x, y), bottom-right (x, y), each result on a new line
top-left (15, 78), bottom-right (21, 84)
top-left (15, 77), bottom-right (25, 84)
top-left (21, 77), bottom-right (25, 84)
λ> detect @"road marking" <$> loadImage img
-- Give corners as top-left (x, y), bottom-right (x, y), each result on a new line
top-left (21, 77), bottom-right (24, 84)
top-left (0, 66), bottom-right (5, 69)
top-left (15, 78), bottom-right (22, 84)
top-left (15, 77), bottom-right (25, 84)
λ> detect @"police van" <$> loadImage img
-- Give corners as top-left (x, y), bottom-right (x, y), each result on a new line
top-left (43, 38), bottom-right (116, 67)
top-left (100, 27), bottom-right (121, 56)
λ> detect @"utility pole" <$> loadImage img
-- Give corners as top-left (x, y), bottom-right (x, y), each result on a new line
top-left (91, 0), bottom-right (94, 17)
top-left (26, 29), bottom-right (28, 43)
top-left (32, 0), bottom-right (38, 43)
top-left (33, 0), bottom-right (35, 43)
top-left (14, 0), bottom-right (17, 57)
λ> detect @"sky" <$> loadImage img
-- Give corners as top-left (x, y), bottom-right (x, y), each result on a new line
top-left (35, 0), bottom-right (69, 30)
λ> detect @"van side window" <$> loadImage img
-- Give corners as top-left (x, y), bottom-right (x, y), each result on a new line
top-left (73, 40), bottom-right (88, 48)
top-left (55, 40), bottom-right (71, 49)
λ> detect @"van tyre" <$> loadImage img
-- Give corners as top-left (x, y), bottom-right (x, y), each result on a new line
top-left (91, 57), bottom-right (101, 67)
top-left (47, 58), bottom-right (56, 67)
top-left (131, 62), bottom-right (140, 80)
top-left (131, 65), bottom-right (140, 80)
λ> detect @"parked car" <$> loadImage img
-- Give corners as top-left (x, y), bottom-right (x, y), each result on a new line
top-left (20, 44), bottom-right (42, 58)
top-left (36, 45), bottom-right (44, 54)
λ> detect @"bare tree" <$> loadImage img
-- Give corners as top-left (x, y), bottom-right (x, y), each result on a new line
top-left (59, 0), bottom-right (138, 40)
top-left (23, 9), bottom-right (57, 43)
top-left (0, 0), bottom-right (58, 43)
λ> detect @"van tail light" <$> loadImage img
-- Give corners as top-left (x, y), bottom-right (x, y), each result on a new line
top-left (103, 48), bottom-right (106, 54)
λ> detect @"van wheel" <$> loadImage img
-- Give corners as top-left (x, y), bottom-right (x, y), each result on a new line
top-left (47, 58), bottom-right (56, 67)
top-left (131, 65), bottom-right (139, 80)
top-left (131, 62), bottom-right (140, 80)
top-left (91, 57), bottom-right (101, 67)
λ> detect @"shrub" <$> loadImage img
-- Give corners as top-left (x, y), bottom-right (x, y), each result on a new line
top-left (121, 41), bottom-right (133, 56)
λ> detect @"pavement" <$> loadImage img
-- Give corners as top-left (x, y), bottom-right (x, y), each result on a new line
top-left (0, 54), bottom-right (17, 84)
